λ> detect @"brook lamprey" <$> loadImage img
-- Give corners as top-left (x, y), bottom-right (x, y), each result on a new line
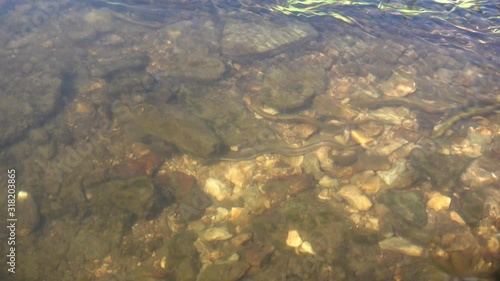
top-left (219, 139), bottom-right (358, 161)
top-left (243, 97), bottom-right (344, 130)
top-left (218, 97), bottom-right (359, 161)
top-left (432, 102), bottom-right (500, 138)
top-left (350, 95), bottom-right (452, 114)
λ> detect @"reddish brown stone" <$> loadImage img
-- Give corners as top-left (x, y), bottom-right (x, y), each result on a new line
top-left (110, 153), bottom-right (162, 179)
top-left (288, 174), bottom-right (313, 196)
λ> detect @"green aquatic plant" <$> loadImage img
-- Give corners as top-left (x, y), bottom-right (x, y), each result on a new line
top-left (432, 102), bottom-right (500, 138)
top-left (257, 0), bottom-right (496, 28)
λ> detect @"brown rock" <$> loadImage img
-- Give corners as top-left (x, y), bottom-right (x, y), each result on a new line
top-left (239, 242), bottom-right (275, 267)
top-left (163, 172), bottom-right (211, 221)
top-left (110, 153), bottom-right (162, 179)
top-left (288, 174), bottom-right (313, 196)
top-left (231, 232), bottom-right (253, 247)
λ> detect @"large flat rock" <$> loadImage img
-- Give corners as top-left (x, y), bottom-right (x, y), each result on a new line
top-left (148, 19), bottom-right (225, 81)
top-left (124, 104), bottom-right (225, 159)
top-left (222, 17), bottom-right (318, 60)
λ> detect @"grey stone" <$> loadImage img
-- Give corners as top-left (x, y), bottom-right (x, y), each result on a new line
top-left (167, 53), bottom-right (225, 81)
top-left (88, 177), bottom-right (155, 218)
top-left (91, 52), bottom-right (150, 78)
top-left (259, 62), bottom-right (326, 110)
top-left (17, 191), bottom-right (40, 236)
top-left (222, 17), bottom-right (318, 60)
top-left (150, 18), bottom-right (224, 81)
top-left (377, 159), bottom-right (419, 189)
top-left (197, 261), bottom-right (250, 281)
top-left (380, 190), bottom-right (428, 227)
top-left (0, 72), bottom-right (61, 146)
top-left (239, 242), bottom-right (275, 267)
top-left (458, 190), bottom-right (486, 224)
top-left (409, 148), bottom-right (472, 193)
top-left (124, 104), bottom-right (225, 158)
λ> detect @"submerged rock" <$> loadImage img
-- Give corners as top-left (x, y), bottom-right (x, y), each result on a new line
top-left (165, 53), bottom-right (225, 81)
top-left (409, 148), bottom-right (472, 193)
top-left (458, 190), bottom-right (486, 224)
top-left (239, 242), bottom-right (275, 266)
top-left (17, 191), bottom-right (40, 236)
top-left (313, 94), bottom-right (358, 120)
top-left (427, 192), bottom-right (451, 211)
top-left (351, 170), bottom-right (387, 194)
top-left (378, 72), bottom-right (416, 97)
top-left (149, 18), bottom-right (225, 81)
top-left (461, 157), bottom-right (500, 189)
top-left (222, 16), bottom-right (318, 60)
top-left (157, 171), bottom-right (211, 222)
top-left (286, 230), bottom-right (303, 248)
top-left (377, 159), bottom-right (419, 189)
top-left (379, 237), bottom-right (424, 257)
top-left (123, 104), bottom-right (225, 158)
top-left (338, 185), bottom-right (373, 211)
top-left (62, 9), bottom-right (115, 43)
top-left (201, 227), bottom-right (233, 242)
top-left (197, 261), bottom-right (250, 281)
top-left (167, 232), bottom-right (199, 281)
top-left (204, 178), bottom-right (231, 202)
top-left (262, 175), bottom-right (313, 209)
top-left (91, 52), bottom-right (150, 78)
top-left (0, 72), bottom-right (61, 146)
top-left (87, 177), bottom-right (155, 218)
top-left (380, 190), bottom-right (428, 227)
top-left (259, 62), bottom-right (326, 110)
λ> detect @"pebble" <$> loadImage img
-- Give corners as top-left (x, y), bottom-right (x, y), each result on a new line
top-left (225, 162), bottom-right (256, 188)
top-left (281, 155), bottom-right (304, 170)
top-left (461, 157), bottom-right (499, 188)
top-left (231, 232), bottom-right (253, 247)
top-left (367, 217), bottom-right (380, 231)
top-left (42, 39), bottom-right (54, 49)
top-left (202, 227), bottom-right (233, 242)
top-left (451, 138), bottom-right (483, 158)
top-left (210, 207), bottom-right (229, 224)
top-left (17, 191), bottom-right (39, 236)
top-left (319, 175), bottom-right (338, 188)
top-left (160, 256), bottom-right (167, 269)
top-left (378, 72), bottom-right (416, 97)
top-left (338, 185), bottom-right (373, 211)
top-left (288, 175), bottom-right (313, 196)
top-left (487, 237), bottom-right (499, 254)
top-left (75, 101), bottom-right (94, 115)
top-left (351, 170), bottom-right (386, 194)
top-left (378, 237), bottom-right (424, 257)
top-left (318, 189), bottom-right (333, 200)
top-left (299, 241), bottom-right (316, 255)
top-left (286, 230), bottom-right (303, 248)
top-left (427, 192), bottom-right (451, 211)
top-left (377, 159), bottom-right (418, 189)
top-left (330, 149), bottom-right (358, 166)
top-left (204, 178), bottom-right (231, 201)
top-left (83, 10), bottom-right (113, 33)
top-left (369, 107), bottom-right (411, 125)
top-left (450, 211), bottom-right (466, 226)
top-left (368, 138), bottom-right (408, 157)
top-left (240, 242), bottom-right (275, 266)
top-left (351, 129), bottom-right (376, 148)
top-left (103, 34), bottom-right (124, 46)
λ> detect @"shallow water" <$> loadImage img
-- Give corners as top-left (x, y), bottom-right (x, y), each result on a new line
top-left (0, 0), bottom-right (499, 280)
